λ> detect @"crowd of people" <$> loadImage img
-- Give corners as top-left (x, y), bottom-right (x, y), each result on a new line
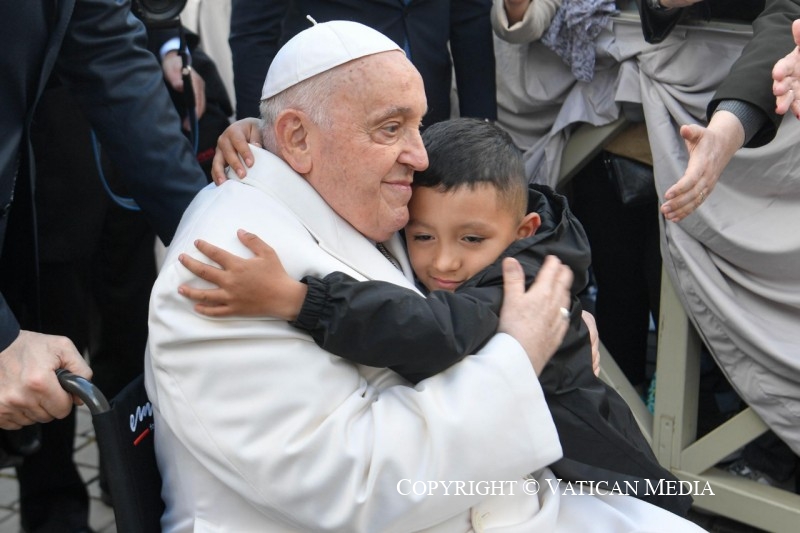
top-left (1, 0), bottom-right (799, 531)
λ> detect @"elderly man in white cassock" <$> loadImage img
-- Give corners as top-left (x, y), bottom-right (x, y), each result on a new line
top-left (145, 20), bottom-right (706, 532)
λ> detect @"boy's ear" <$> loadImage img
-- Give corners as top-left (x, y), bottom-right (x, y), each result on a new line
top-left (275, 109), bottom-right (312, 174)
top-left (516, 212), bottom-right (541, 239)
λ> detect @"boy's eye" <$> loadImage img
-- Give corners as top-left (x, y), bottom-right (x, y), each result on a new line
top-left (412, 234), bottom-right (433, 242)
top-left (463, 235), bottom-right (485, 244)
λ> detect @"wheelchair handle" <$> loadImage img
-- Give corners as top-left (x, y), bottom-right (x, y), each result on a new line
top-left (56, 369), bottom-right (111, 415)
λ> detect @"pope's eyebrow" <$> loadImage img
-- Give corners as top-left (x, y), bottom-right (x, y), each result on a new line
top-left (372, 104), bottom-right (428, 124)
top-left (373, 106), bottom-right (412, 122)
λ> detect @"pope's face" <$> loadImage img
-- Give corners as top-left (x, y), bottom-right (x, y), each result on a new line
top-left (305, 51), bottom-right (429, 242)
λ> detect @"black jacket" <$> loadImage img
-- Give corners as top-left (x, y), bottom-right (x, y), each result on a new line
top-left (293, 184), bottom-right (692, 515)
top-left (229, 0), bottom-right (497, 124)
top-left (0, 0), bottom-right (207, 350)
top-left (635, 0), bottom-right (798, 147)
top-left (294, 185), bottom-right (591, 383)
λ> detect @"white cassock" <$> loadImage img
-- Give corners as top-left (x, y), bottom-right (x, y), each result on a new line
top-left (146, 146), bottom-right (705, 532)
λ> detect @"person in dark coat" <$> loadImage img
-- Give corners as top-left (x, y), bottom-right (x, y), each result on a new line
top-left (229, 0), bottom-right (497, 124)
top-left (0, 0), bottom-right (207, 428)
top-left (179, 118), bottom-right (693, 516)
top-left (0, 1), bottom-right (208, 530)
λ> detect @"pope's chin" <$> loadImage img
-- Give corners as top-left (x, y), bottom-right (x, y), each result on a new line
top-left (372, 206), bottom-right (409, 243)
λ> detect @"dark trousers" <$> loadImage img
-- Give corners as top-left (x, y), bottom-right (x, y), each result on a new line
top-left (7, 84), bottom-right (157, 532)
top-left (15, 205), bottom-right (155, 532)
top-left (569, 153), bottom-right (662, 387)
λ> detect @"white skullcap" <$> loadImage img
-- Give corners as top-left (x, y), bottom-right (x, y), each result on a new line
top-left (260, 19), bottom-right (403, 100)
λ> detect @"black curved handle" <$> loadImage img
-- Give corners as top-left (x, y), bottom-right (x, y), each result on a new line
top-left (56, 369), bottom-right (111, 415)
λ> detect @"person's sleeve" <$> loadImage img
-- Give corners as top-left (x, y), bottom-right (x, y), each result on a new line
top-left (708, 1), bottom-right (797, 148)
top-left (229, 0), bottom-right (290, 119)
top-left (291, 272), bottom-right (500, 383)
top-left (144, 26), bottom-right (196, 60)
top-left (0, 294), bottom-right (20, 351)
top-left (491, 0), bottom-right (562, 44)
top-left (713, 99), bottom-right (769, 148)
top-left (633, 0), bottom-right (683, 44)
top-left (55, 0), bottom-right (207, 245)
top-left (450, 0), bottom-right (497, 120)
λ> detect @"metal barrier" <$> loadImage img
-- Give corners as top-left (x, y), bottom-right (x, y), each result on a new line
top-left (558, 111), bottom-right (800, 533)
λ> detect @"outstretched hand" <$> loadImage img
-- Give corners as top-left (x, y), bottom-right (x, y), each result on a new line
top-left (210, 118), bottom-right (262, 185)
top-left (773, 19), bottom-right (800, 119)
top-left (178, 229), bottom-right (307, 321)
top-left (660, 110), bottom-right (744, 223)
top-left (498, 256), bottom-right (572, 376)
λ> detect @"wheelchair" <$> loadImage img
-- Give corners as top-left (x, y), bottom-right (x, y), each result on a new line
top-left (58, 370), bottom-right (163, 533)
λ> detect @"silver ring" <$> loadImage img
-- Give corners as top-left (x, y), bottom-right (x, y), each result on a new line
top-left (559, 307), bottom-right (570, 321)
top-left (699, 190), bottom-right (706, 203)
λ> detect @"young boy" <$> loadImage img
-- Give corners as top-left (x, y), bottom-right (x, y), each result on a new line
top-left (179, 118), bottom-right (690, 515)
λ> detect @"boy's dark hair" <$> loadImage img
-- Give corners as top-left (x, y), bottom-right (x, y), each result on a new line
top-left (416, 117), bottom-right (528, 218)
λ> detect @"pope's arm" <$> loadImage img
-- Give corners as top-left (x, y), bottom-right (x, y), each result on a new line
top-left (147, 189), bottom-right (562, 531)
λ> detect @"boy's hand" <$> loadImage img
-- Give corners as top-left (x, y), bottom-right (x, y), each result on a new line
top-left (582, 310), bottom-right (600, 377)
top-left (498, 256), bottom-right (572, 376)
top-left (178, 229), bottom-right (307, 321)
top-left (210, 118), bottom-right (262, 185)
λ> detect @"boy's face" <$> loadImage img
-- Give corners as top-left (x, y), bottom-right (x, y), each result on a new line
top-left (405, 184), bottom-right (539, 292)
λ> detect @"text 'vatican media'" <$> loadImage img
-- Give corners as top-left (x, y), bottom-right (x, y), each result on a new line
top-left (396, 479), bottom-right (714, 497)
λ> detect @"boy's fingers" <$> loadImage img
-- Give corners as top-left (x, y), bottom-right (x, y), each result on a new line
top-left (178, 284), bottom-right (228, 305)
top-left (210, 149), bottom-right (229, 185)
top-left (179, 253), bottom-right (224, 284)
top-left (237, 229), bottom-right (275, 257)
top-left (219, 137), bottom-right (246, 178)
top-left (193, 303), bottom-right (233, 317)
top-left (194, 239), bottom-right (238, 268)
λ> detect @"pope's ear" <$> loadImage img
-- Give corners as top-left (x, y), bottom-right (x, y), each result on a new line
top-left (275, 109), bottom-right (312, 174)
top-left (516, 212), bottom-right (541, 239)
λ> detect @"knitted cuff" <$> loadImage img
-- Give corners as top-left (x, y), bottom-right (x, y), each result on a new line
top-left (715, 99), bottom-right (768, 147)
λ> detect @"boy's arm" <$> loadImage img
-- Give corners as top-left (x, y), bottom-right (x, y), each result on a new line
top-left (294, 273), bottom-right (499, 383)
top-left (178, 231), bottom-right (499, 383)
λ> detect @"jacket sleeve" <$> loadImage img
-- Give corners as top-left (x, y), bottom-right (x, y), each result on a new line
top-left (292, 272), bottom-right (500, 383)
top-left (708, 1), bottom-right (799, 148)
top-left (0, 294), bottom-right (20, 351)
top-left (54, 0), bottom-right (207, 245)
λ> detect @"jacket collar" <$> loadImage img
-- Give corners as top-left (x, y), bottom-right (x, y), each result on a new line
top-left (232, 146), bottom-right (417, 289)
